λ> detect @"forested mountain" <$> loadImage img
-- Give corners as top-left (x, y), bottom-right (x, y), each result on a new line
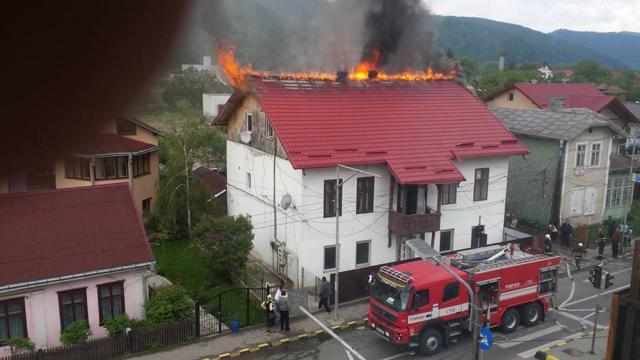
top-left (550, 29), bottom-right (640, 69)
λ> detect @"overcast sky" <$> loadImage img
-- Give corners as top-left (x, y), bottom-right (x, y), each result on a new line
top-left (427, 0), bottom-right (640, 33)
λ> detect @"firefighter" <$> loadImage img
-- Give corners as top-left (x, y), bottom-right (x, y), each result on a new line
top-left (543, 234), bottom-right (553, 254)
top-left (571, 242), bottom-right (586, 270)
top-left (596, 228), bottom-right (606, 260)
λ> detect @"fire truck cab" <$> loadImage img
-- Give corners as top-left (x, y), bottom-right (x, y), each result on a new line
top-left (368, 244), bottom-right (561, 356)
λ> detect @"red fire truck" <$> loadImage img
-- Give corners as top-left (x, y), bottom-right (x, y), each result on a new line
top-left (367, 244), bottom-right (562, 356)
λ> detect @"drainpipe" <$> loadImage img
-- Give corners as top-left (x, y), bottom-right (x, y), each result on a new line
top-left (128, 154), bottom-right (134, 192)
top-left (552, 140), bottom-right (568, 225)
top-left (90, 156), bottom-right (95, 186)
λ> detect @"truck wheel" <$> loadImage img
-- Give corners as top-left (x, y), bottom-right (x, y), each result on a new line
top-left (521, 303), bottom-right (542, 326)
top-left (418, 328), bottom-right (442, 356)
top-left (501, 308), bottom-right (520, 333)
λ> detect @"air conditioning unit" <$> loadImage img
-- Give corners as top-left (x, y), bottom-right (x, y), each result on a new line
top-left (240, 131), bottom-right (252, 144)
top-left (574, 166), bottom-right (584, 176)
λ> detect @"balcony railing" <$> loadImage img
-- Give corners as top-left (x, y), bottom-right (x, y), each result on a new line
top-left (388, 211), bottom-right (441, 236)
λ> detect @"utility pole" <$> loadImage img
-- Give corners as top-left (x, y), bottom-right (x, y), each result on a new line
top-left (273, 134), bottom-right (278, 268)
top-left (590, 285), bottom-right (603, 354)
top-left (623, 143), bottom-right (637, 234)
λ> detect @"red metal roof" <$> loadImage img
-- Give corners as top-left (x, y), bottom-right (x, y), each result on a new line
top-left (72, 133), bottom-right (158, 156)
top-left (513, 83), bottom-right (614, 112)
top-left (252, 78), bottom-right (527, 184)
top-left (0, 184), bottom-right (154, 287)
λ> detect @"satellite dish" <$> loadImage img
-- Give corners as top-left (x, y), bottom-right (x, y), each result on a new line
top-left (240, 131), bottom-right (252, 144)
top-left (280, 194), bottom-right (292, 210)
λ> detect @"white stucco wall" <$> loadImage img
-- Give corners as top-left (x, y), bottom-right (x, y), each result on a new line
top-left (203, 93), bottom-right (232, 117)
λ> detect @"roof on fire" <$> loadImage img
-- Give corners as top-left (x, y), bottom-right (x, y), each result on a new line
top-left (217, 78), bottom-right (527, 184)
top-left (491, 107), bottom-right (628, 141)
top-left (0, 184), bottom-right (154, 288)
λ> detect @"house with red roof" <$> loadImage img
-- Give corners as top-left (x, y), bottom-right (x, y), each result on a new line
top-left (0, 116), bottom-right (161, 213)
top-left (0, 184), bottom-right (155, 355)
top-left (215, 76), bottom-right (527, 285)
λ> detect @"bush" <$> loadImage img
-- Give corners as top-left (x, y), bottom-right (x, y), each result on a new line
top-left (144, 286), bottom-right (194, 327)
top-left (103, 314), bottom-right (133, 336)
top-left (6, 336), bottom-right (35, 355)
top-left (60, 320), bottom-right (92, 346)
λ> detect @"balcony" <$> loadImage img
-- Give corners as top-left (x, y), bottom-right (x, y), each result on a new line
top-left (388, 211), bottom-right (441, 236)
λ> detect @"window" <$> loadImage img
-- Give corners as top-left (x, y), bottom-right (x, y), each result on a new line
top-left (414, 289), bottom-right (430, 308)
top-left (441, 184), bottom-right (457, 205)
top-left (323, 179), bottom-right (343, 218)
top-left (356, 177), bottom-right (374, 214)
top-left (0, 298), bottom-right (27, 342)
top-left (58, 288), bottom-right (88, 330)
top-left (473, 168), bottom-right (489, 201)
top-left (508, 92), bottom-right (514, 101)
top-left (246, 172), bottom-right (251, 188)
top-left (439, 230), bottom-right (453, 252)
top-left (95, 156), bottom-right (129, 180)
top-left (65, 157), bottom-right (91, 180)
top-left (116, 119), bottom-right (137, 135)
top-left (590, 142), bottom-right (602, 167)
top-left (575, 143), bottom-right (587, 167)
top-left (324, 245), bottom-right (336, 270)
top-left (607, 177), bottom-right (632, 208)
top-left (98, 282), bottom-right (125, 324)
top-left (355, 241), bottom-right (370, 266)
top-left (265, 117), bottom-right (274, 138)
top-left (142, 198), bottom-right (152, 212)
top-left (132, 154), bottom-right (150, 177)
top-left (245, 112), bottom-right (253, 131)
top-left (442, 283), bottom-right (459, 302)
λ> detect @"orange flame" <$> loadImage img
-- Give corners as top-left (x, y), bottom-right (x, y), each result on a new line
top-left (215, 46), bottom-right (456, 88)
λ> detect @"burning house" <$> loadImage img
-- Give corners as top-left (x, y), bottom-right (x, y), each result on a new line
top-left (213, 70), bottom-right (527, 287)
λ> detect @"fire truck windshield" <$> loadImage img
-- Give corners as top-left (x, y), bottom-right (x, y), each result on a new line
top-left (369, 274), bottom-right (411, 312)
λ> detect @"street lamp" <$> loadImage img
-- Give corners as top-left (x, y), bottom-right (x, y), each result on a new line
top-left (334, 164), bottom-right (382, 320)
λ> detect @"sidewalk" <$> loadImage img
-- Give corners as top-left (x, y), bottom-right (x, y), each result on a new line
top-left (549, 239), bottom-right (635, 277)
top-left (131, 299), bottom-right (370, 360)
top-left (536, 327), bottom-right (609, 360)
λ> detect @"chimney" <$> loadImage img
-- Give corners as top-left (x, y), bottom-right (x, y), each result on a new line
top-left (498, 56), bottom-right (505, 71)
top-left (336, 71), bottom-right (348, 83)
top-left (368, 70), bottom-right (378, 80)
top-left (549, 97), bottom-right (564, 111)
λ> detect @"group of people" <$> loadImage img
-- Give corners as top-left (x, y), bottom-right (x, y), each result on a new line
top-left (261, 277), bottom-right (333, 333)
top-left (546, 219), bottom-right (629, 260)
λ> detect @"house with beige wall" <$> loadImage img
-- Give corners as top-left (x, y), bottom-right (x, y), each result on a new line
top-left (492, 107), bottom-right (627, 226)
top-left (0, 116), bottom-right (161, 213)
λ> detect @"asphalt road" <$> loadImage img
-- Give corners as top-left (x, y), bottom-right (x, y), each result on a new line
top-left (243, 257), bottom-right (633, 360)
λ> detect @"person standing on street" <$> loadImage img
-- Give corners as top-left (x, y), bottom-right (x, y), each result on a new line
top-left (318, 277), bottom-right (332, 313)
top-left (612, 228), bottom-right (622, 258)
top-left (277, 290), bottom-right (290, 332)
top-left (596, 228), bottom-right (607, 260)
top-left (261, 294), bottom-right (276, 332)
top-left (548, 224), bottom-right (559, 243)
top-left (609, 220), bottom-right (618, 238)
top-left (560, 219), bottom-right (573, 247)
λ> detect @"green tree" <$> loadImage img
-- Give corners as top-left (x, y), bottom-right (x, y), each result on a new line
top-left (573, 60), bottom-right (611, 83)
top-left (161, 68), bottom-right (230, 111)
top-left (149, 110), bottom-right (226, 239)
top-left (144, 286), bottom-right (194, 327)
top-left (60, 321), bottom-right (92, 346)
top-left (194, 216), bottom-right (254, 271)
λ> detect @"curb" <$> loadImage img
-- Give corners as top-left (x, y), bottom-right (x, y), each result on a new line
top-left (204, 316), bottom-right (369, 360)
top-left (529, 325), bottom-right (609, 357)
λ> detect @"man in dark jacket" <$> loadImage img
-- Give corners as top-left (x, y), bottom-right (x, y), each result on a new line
top-left (560, 219), bottom-right (573, 247)
top-left (277, 290), bottom-right (290, 332)
top-left (612, 229), bottom-right (622, 258)
top-left (318, 277), bottom-right (332, 313)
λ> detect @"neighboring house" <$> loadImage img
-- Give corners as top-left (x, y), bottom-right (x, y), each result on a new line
top-left (605, 153), bottom-right (640, 220)
top-left (194, 165), bottom-right (227, 199)
top-left (214, 77), bottom-right (526, 285)
top-left (492, 107), bottom-right (627, 226)
top-left (0, 184), bottom-right (155, 355)
top-left (485, 83), bottom-right (639, 139)
top-left (203, 93), bottom-right (232, 118)
top-left (181, 56), bottom-right (219, 74)
top-left (0, 116), bottom-right (161, 213)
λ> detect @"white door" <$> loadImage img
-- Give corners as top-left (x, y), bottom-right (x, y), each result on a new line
top-left (570, 188), bottom-right (585, 216)
top-left (583, 187), bottom-right (597, 215)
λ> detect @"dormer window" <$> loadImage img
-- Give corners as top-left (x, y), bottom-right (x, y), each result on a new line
top-left (508, 92), bottom-right (515, 101)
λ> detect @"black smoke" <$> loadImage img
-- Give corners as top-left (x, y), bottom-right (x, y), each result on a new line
top-left (362, 0), bottom-right (444, 71)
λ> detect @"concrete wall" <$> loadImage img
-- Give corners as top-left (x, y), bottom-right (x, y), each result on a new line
top-left (203, 94), bottom-right (231, 117)
top-left (505, 135), bottom-right (561, 227)
top-left (560, 127), bottom-right (612, 224)
top-left (0, 269), bottom-right (149, 356)
top-left (486, 89), bottom-right (538, 109)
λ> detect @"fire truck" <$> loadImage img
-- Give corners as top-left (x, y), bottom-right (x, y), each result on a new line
top-left (367, 244), bottom-right (562, 356)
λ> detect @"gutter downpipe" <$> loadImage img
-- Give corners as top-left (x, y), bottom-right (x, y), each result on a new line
top-left (554, 140), bottom-right (568, 225)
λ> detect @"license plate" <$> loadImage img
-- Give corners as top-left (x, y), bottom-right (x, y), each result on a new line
top-left (375, 326), bottom-right (386, 335)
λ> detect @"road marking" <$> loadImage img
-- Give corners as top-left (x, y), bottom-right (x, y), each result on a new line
top-left (516, 332), bottom-right (584, 358)
top-left (556, 310), bottom-right (607, 329)
top-left (380, 351), bottom-right (414, 360)
top-left (497, 325), bottom-right (562, 349)
top-left (561, 284), bottom-right (630, 307)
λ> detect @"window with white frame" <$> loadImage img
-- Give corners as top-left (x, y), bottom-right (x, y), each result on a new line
top-left (575, 143), bottom-right (587, 167)
top-left (246, 172), bottom-right (251, 188)
top-left (245, 112), bottom-right (253, 132)
top-left (265, 117), bottom-right (274, 138)
top-left (607, 177), bottom-right (632, 207)
top-left (590, 142), bottom-right (602, 167)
